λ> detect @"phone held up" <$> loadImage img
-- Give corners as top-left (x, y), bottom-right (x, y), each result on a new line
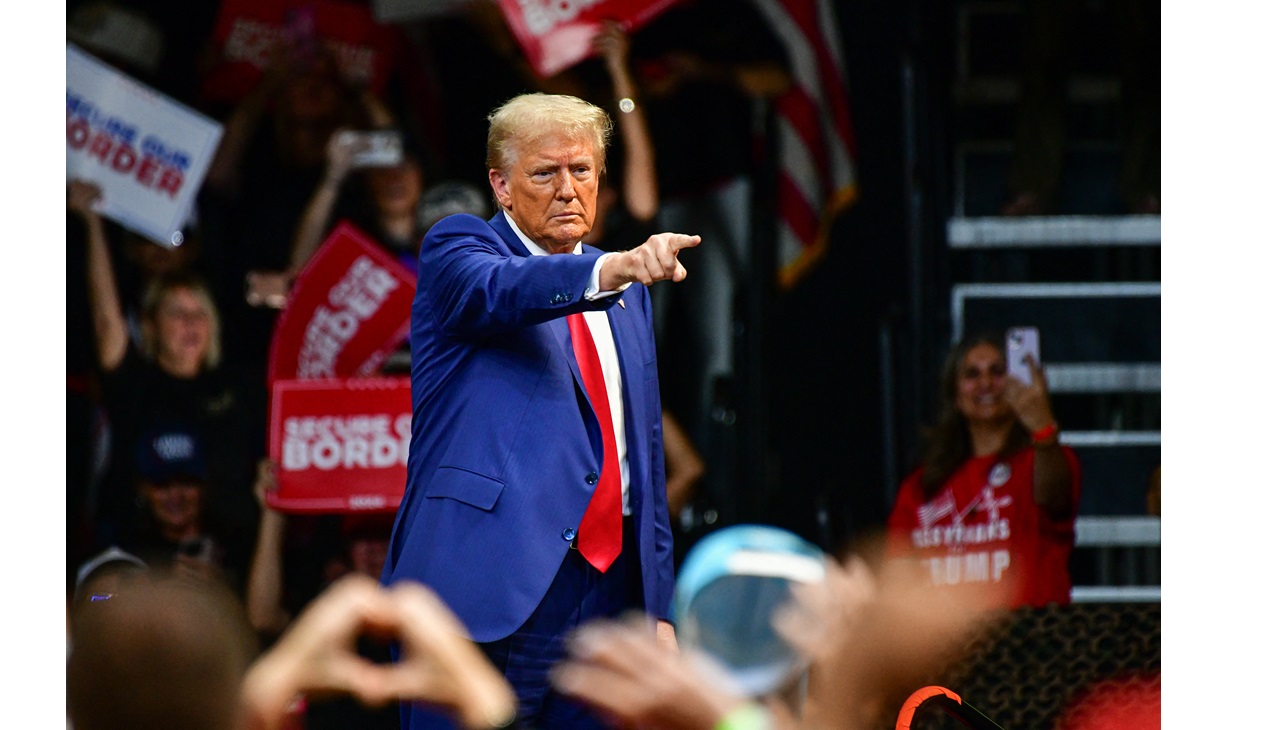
top-left (1005, 326), bottom-right (1040, 385)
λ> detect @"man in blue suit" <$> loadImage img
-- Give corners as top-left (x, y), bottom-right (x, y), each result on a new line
top-left (382, 93), bottom-right (701, 729)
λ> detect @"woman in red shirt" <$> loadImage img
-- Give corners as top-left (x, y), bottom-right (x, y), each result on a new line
top-left (886, 333), bottom-right (1081, 609)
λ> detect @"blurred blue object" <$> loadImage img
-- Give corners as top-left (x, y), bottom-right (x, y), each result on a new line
top-left (673, 524), bottom-right (827, 696)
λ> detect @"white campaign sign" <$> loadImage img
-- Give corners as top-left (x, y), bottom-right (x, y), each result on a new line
top-left (66, 44), bottom-right (224, 247)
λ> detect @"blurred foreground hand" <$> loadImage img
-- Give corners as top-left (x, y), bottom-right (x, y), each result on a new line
top-left (773, 551), bottom-right (996, 730)
top-left (551, 613), bottom-right (753, 730)
top-left (241, 574), bottom-right (517, 730)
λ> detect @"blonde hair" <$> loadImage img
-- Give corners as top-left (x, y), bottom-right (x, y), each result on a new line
top-left (141, 272), bottom-right (222, 370)
top-left (486, 93), bottom-right (613, 173)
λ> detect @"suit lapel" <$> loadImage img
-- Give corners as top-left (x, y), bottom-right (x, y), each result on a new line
top-left (490, 211), bottom-right (588, 393)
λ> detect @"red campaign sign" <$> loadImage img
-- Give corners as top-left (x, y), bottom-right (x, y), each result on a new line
top-left (267, 221), bottom-right (415, 384)
top-left (268, 377), bottom-right (411, 513)
top-left (496, 0), bottom-right (682, 77)
top-left (201, 0), bottom-right (394, 104)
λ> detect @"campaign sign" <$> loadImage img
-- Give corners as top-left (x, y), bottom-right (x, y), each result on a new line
top-left (268, 377), bottom-right (411, 513)
top-left (496, 0), bottom-right (682, 77)
top-left (201, 0), bottom-right (393, 104)
top-left (66, 44), bottom-right (224, 247)
top-left (267, 221), bottom-right (416, 383)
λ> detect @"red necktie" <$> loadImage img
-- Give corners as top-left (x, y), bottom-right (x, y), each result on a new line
top-left (567, 312), bottom-right (622, 573)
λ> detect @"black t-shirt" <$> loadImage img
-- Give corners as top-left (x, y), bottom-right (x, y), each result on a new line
top-left (98, 345), bottom-right (263, 551)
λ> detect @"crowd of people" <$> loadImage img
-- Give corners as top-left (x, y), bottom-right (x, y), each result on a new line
top-left (65, 1), bottom-right (1131, 728)
top-left (67, 0), bottom-right (774, 596)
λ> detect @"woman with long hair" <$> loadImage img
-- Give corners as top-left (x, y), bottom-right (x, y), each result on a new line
top-left (886, 332), bottom-right (1080, 609)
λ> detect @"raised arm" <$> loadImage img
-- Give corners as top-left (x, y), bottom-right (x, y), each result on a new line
top-left (288, 88), bottom-right (400, 274)
top-left (69, 180), bottom-right (128, 372)
top-left (594, 22), bottom-right (659, 223)
top-left (204, 45), bottom-right (292, 197)
top-left (1005, 359), bottom-right (1075, 519)
top-left (244, 459), bottom-right (293, 637)
top-left (287, 130), bottom-right (359, 274)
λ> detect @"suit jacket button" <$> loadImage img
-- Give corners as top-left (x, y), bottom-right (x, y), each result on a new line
top-left (562, 527), bottom-right (576, 541)
top-left (585, 471), bottom-right (598, 485)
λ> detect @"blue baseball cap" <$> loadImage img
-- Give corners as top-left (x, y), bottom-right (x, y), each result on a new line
top-left (136, 423), bottom-right (207, 485)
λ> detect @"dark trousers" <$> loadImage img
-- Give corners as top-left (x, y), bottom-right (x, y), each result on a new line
top-left (402, 517), bottom-right (643, 730)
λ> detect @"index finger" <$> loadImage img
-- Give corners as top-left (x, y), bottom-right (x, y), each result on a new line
top-left (669, 233), bottom-right (701, 251)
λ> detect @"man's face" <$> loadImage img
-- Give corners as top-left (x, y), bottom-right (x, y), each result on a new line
top-left (489, 131), bottom-right (599, 253)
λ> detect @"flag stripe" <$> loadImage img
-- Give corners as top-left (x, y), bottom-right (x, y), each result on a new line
top-left (757, 0), bottom-right (857, 166)
top-left (777, 175), bottom-right (820, 245)
top-left (777, 90), bottom-right (829, 202)
top-left (750, 0), bottom-right (857, 288)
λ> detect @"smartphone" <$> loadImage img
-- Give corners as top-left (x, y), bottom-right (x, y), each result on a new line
top-left (1005, 326), bottom-right (1040, 385)
top-left (337, 130), bottom-right (404, 168)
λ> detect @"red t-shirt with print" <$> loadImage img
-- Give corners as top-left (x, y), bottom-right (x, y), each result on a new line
top-left (886, 446), bottom-right (1081, 609)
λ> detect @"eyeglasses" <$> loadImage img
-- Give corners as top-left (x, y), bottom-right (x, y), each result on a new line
top-left (158, 306), bottom-right (210, 322)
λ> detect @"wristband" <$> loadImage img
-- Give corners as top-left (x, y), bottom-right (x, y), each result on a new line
top-left (714, 703), bottom-right (772, 730)
top-left (1031, 422), bottom-right (1059, 445)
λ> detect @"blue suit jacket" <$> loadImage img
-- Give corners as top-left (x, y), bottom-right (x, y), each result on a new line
top-left (381, 212), bottom-right (675, 642)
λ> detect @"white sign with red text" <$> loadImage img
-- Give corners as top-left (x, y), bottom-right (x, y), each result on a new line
top-left (66, 43), bottom-right (224, 247)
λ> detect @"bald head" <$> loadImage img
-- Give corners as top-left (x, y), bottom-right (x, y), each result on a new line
top-left (67, 575), bottom-right (257, 730)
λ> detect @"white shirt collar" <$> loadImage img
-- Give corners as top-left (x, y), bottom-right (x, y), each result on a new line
top-left (503, 210), bottom-right (581, 256)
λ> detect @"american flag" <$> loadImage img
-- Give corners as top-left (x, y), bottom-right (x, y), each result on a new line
top-left (749, 0), bottom-right (858, 290)
top-left (917, 491), bottom-right (957, 529)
